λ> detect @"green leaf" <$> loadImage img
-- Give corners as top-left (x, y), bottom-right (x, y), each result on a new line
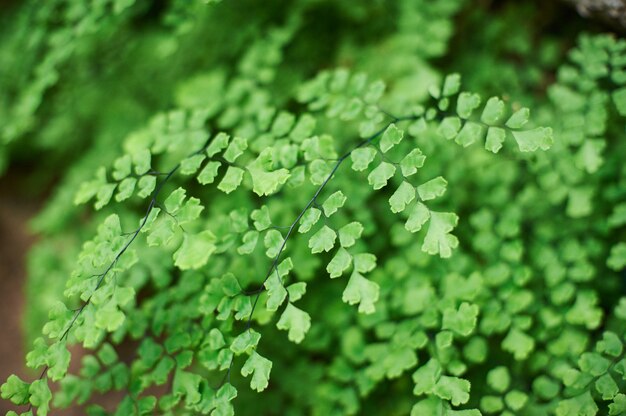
top-left (613, 87), bottom-right (626, 116)
top-left (438, 117), bottom-right (462, 140)
top-left (368, 162), bottom-right (396, 190)
top-left (309, 225), bottom-right (337, 253)
top-left (433, 376), bottom-right (471, 406)
top-left (400, 148), bottom-right (426, 177)
top-left (422, 211), bottom-right (459, 258)
top-left (47, 342), bottom-right (71, 381)
top-left (455, 122), bottom-right (484, 148)
top-left (555, 392), bottom-right (598, 416)
top-left (251, 206), bottom-right (272, 231)
top-left (579, 352), bottom-right (611, 376)
top-left (238, 231), bottom-right (259, 255)
top-left (364, 80), bottom-right (385, 104)
top-left (327, 248), bottom-right (352, 278)
top-left (487, 366), bottom-right (510, 393)
top-left (456, 92), bottom-right (481, 119)
top-left (165, 332), bottom-right (191, 354)
top-left (177, 196), bottom-right (205, 226)
top-left (115, 177), bottom-right (136, 202)
top-left (342, 271), bottom-right (379, 314)
top-left (608, 203), bottom-right (626, 228)
top-left (576, 139), bottom-right (605, 173)
top-left (229, 208), bottom-right (248, 233)
top-left (279, 144), bottom-right (298, 168)
top-left (353, 253), bottom-right (376, 273)
top-left (180, 154), bottom-right (206, 175)
top-left (223, 136), bottom-right (248, 163)
top-left (309, 159), bottom-right (334, 185)
top-left (173, 231), bottom-right (217, 270)
top-left (341, 97), bottom-right (364, 120)
top-left (265, 271), bottom-right (287, 312)
top-left (502, 328), bottom-right (535, 360)
top-left (511, 127), bottom-right (553, 152)
top-left (277, 257), bottom-right (294, 278)
top-left (505, 108), bottom-right (530, 129)
top-left (442, 302), bottom-right (479, 337)
top-left (412, 359), bottom-right (442, 395)
top-left (276, 303), bottom-right (311, 343)
top-left (608, 243), bottom-right (626, 271)
top-left (246, 150), bottom-right (290, 196)
top-left (481, 97), bottom-right (506, 125)
top-left (596, 373), bottom-right (619, 400)
top-left (203, 329), bottom-right (225, 353)
top-left (290, 114), bottom-right (316, 142)
top-left (505, 390), bottom-right (528, 411)
top-left (241, 351), bottom-right (273, 392)
top-left (271, 111), bottom-right (295, 137)
top-left (351, 147), bottom-right (377, 171)
top-left (610, 394), bottom-right (626, 415)
top-left (172, 369), bottom-right (202, 406)
top-left (222, 273), bottom-right (242, 297)
top-left (389, 182), bottom-right (416, 213)
top-left (597, 331), bottom-right (623, 357)
top-left (481, 396), bottom-right (504, 413)
top-left (264, 229), bottom-right (284, 258)
top-left (405, 202), bottom-right (430, 233)
top-left (287, 282), bottom-right (307, 302)
top-left (197, 161), bottom-right (222, 184)
top-left (442, 73), bottom-right (461, 96)
top-left (26, 337), bottom-right (47, 369)
top-left (146, 213), bottom-right (176, 247)
top-left (485, 127), bottom-right (506, 153)
top-left (217, 166), bottom-right (245, 194)
top-left (137, 175), bottom-right (156, 198)
top-left (532, 376), bottom-right (560, 400)
top-left (230, 330), bottom-right (261, 355)
top-left (566, 187), bottom-right (593, 219)
top-left (148, 356), bottom-right (175, 385)
top-left (95, 300), bottom-right (125, 332)
top-left (408, 117), bottom-right (427, 135)
top-left (338, 222), bottom-right (364, 248)
top-left (1, 375), bottom-right (30, 405)
top-left (417, 176), bottom-right (447, 201)
top-left (298, 208), bottom-right (321, 233)
top-left (380, 123), bottom-right (404, 153)
top-left (29, 379), bottom-right (52, 416)
top-left (464, 337), bottom-right (487, 364)
top-left (302, 135), bottom-right (337, 161)
top-left (213, 383), bottom-right (237, 415)
top-left (97, 343), bottom-right (118, 366)
top-left (111, 155), bottom-right (131, 181)
top-left (74, 170), bottom-right (102, 205)
top-left (164, 187), bottom-right (186, 214)
top-left (323, 191), bottom-right (347, 217)
top-left (206, 132), bottom-right (230, 157)
top-left (94, 183), bottom-right (116, 210)
top-left (132, 148), bottom-right (151, 175)
top-left (436, 331), bottom-right (453, 349)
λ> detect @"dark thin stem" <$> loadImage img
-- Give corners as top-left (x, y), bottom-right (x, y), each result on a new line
top-left (31, 138), bottom-right (213, 390)
top-left (246, 116), bottom-right (416, 304)
top-left (224, 114), bottom-right (418, 381)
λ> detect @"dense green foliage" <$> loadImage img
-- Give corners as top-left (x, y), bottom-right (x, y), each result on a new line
top-left (1, 0), bottom-right (626, 415)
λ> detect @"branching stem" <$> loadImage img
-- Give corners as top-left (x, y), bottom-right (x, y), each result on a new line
top-left (226, 113), bottom-right (418, 382)
top-left (29, 140), bottom-right (211, 393)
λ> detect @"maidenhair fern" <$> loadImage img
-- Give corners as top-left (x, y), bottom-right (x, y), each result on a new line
top-left (3, 65), bottom-right (550, 414)
top-left (2, 1), bottom-right (626, 416)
